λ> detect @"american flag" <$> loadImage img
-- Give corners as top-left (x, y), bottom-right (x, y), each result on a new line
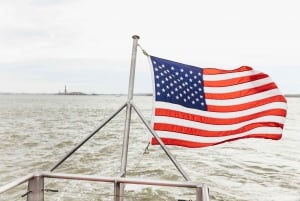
top-left (149, 56), bottom-right (287, 148)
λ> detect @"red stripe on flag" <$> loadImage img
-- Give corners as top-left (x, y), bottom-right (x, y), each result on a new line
top-left (151, 138), bottom-right (216, 148)
top-left (204, 73), bottom-right (268, 87)
top-left (154, 122), bottom-right (283, 137)
top-left (151, 133), bottom-right (281, 148)
top-left (203, 66), bottom-right (253, 75)
top-left (207, 95), bottom-right (287, 112)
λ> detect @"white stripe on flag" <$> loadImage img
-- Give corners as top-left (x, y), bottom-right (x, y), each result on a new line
top-left (206, 89), bottom-right (282, 106)
top-left (155, 101), bottom-right (287, 119)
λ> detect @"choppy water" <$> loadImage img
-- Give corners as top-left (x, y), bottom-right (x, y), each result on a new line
top-left (0, 95), bottom-right (299, 201)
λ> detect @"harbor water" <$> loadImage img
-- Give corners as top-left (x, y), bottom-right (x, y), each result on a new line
top-left (0, 95), bottom-right (299, 201)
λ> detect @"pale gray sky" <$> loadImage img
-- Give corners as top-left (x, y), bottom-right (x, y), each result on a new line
top-left (0, 0), bottom-right (299, 94)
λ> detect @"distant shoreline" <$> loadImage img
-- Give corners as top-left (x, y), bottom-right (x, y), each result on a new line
top-left (0, 92), bottom-right (153, 96)
top-left (0, 92), bottom-right (299, 97)
top-left (285, 94), bottom-right (300, 98)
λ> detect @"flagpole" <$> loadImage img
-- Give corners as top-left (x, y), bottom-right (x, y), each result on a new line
top-left (120, 35), bottom-right (139, 176)
top-left (118, 35), bottom-right (139, 200)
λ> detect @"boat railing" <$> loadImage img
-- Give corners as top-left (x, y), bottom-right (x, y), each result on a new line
top-left (0, 171), bottom-right (209, 201)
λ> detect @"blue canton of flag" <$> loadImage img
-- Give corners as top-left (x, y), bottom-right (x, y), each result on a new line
top-left (150, 56), bottom-right (207, 111)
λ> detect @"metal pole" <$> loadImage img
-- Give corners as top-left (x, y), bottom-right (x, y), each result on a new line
top-left (196, 184), bottom-right (209, 201)
top-left (131, 102), bottom-right (191, 181)
top-left (119, 35), bottom-right (139, 199)
top-left (114, 180), bottom-right (121, 201)
top-left (127, 35), bottom-right (139, 100)
top-left (50, 102), bottom-right (127, 171)
top-left (120, 35), bottom-right (139, 175)
top-left (27, 176), bottom-right (44, 201)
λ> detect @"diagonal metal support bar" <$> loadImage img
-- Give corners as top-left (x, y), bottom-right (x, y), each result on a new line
top-left (131, 102), bottom-right (191, 181)
top-left (50, 102), bottom-right (127, 172)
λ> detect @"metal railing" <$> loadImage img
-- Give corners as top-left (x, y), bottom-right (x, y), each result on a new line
top-left (0, 171), bottom-right (209, 201)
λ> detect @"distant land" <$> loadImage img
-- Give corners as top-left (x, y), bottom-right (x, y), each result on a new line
top-left (0, 92), bottom-right (153, 96)
top-left (0, 92), bottom-right (299, 97)
top-left (285, 94), bottom-right (300, 98)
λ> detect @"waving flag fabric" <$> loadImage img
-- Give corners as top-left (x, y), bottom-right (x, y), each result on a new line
top-left (149, 56), bottom-right (287, 148)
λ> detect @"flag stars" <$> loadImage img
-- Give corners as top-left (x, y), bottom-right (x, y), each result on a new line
top-left (152, 57), bottom-right (206, 110)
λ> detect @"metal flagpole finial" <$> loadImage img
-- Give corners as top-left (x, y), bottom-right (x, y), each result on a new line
top-left (132, 35), bottom-right (140, 39)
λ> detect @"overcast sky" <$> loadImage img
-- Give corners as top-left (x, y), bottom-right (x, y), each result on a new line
top-left (0, 0), bottom-right (299, 94)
